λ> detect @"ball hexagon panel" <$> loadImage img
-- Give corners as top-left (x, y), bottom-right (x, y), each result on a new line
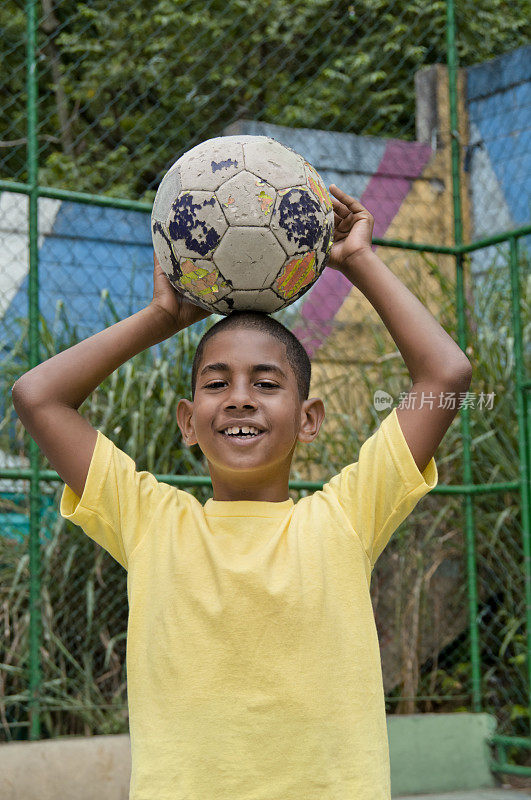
top-left (213, 227), bottom-right (286, 290)
top-left (304, 160), bottom-right (333, 215)
top-left (270, 187), bottom-right (327, 257)
top-left (249, 288), bottom-right (287, 313)
top-left (314, 212), bottom-right (334, 272)
top-left (171, 284), bottom-right (216, 314)
top-left (243, 138), bottom-right (306, 190)
top-left (152, 220), bottom-right (180, 279)
top-left (152, 164), bottom-right (182, 225)
top-left (177, 258), bottom-right (233, 307)
top-left (167, 191), bottom-right (228, 260)
top-left (178, 139), bottom-right (245, 192)
top-left (216, 171), bottom-right (277, 227)
top-left (211, 288), bottom-right (286, 315)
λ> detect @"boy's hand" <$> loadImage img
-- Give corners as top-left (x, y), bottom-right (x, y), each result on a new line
top-left (150, 252), bottom-right (212, 332)
top-left (327, 184), bottom-right (374, 273)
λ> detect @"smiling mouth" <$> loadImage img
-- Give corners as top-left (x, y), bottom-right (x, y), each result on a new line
top-left (218, 430), bottom-right (267, 444)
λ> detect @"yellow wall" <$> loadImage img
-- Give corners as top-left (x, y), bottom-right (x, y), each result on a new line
top-left (292, 66), bottom-right (471, 483)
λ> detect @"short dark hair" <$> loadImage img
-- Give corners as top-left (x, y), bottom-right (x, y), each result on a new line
top-left (191, 311), bottom-right (311, 402)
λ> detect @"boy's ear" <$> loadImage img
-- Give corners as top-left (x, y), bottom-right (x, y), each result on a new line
top-left (297, 397), bottom-right (325, 444)
top-left (176, 398), bottom-right (197, 446)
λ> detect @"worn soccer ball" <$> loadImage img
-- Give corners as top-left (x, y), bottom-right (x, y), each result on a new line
top-left (151, 135), bottom-right (334, 315)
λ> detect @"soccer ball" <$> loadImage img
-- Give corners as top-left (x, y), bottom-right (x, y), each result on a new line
top-left (151, 135), bottom-right (334, 315)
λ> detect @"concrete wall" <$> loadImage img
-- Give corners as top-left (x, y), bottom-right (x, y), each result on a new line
top-left (0, 712), bottom-right (499, 798)
top-left (388, 712), bottom-right (497, 795)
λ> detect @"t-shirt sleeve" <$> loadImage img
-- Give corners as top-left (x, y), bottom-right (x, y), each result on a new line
top-left (321, 407), bottom-right (438, 567)
top-left (59, 430), bottom-right (165, 570)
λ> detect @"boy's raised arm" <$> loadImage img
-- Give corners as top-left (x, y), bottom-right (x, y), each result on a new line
top-left (12, 255), bottom-right (211, 498)
top-left (327, 185), bottom-right (472, 475)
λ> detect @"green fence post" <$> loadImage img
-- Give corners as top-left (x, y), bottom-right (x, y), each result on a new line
top-left (446, 0), bottom-right (482, 712)
top-left (509, 236), bottom-right (531, 735)
top-left (26, 0), bottom-right (42, 740)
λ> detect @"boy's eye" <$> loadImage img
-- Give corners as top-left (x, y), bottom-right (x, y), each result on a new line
top-left (205, 381), bottom-right (278, 389)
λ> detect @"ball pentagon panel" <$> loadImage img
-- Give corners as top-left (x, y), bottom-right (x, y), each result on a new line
top-left (273, 250), bottom-right (321, 305)
top-left (270, 187), bottom-right (327, 257)
top-left (304, 160), bottom-right (333, 215)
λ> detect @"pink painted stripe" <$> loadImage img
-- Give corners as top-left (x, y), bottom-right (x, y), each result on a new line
top-left (293, 139), bottom-right (432, 357)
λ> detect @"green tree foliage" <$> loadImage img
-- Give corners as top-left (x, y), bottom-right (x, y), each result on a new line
top-left (1, 0), bottom-right (529, 199)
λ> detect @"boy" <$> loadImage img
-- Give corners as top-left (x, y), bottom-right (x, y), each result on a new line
top-left (12, 185), bottom-right (472, 799)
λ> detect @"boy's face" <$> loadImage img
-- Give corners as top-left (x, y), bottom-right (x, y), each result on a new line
top-left (176, 327), bottom-right (325, 502)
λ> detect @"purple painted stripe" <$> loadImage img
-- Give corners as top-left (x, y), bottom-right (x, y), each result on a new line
top-left (293, 139), bottom-right (432, 357)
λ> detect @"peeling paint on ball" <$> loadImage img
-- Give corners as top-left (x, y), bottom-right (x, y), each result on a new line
top-left (151, 135), bottom-right (332, 315)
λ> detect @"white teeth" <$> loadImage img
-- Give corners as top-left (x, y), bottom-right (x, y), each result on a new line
top-left (223, 426), bottom-right (261, 435)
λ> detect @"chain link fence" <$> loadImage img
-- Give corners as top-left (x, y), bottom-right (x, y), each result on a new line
top-left (0, 0), bottom-right (530, 782)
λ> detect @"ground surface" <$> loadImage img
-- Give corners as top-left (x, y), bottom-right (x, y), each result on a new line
top-left (396, 790), bottom-right (531, 799)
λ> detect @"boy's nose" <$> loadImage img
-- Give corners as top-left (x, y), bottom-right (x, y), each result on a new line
top-left (224, 386), bottom-right (256, 410)
top-left (225, 398), bottom-right (256, 410)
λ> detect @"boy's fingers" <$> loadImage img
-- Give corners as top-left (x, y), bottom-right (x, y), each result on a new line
top-left (329, 184), bottom-right (367, 213)
top-left (334, 206), bottom-right (369, 227)
top-left (331, 196), bottom-right (350, 219)
top-left (330, 183), bottom-right (361, 203)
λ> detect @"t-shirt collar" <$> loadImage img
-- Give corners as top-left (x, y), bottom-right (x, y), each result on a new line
top-left (203, 497), bottom-right (294, 517)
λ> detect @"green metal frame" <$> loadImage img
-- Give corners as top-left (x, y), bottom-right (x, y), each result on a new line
top-left (0, 0), bottom-right (528, 777)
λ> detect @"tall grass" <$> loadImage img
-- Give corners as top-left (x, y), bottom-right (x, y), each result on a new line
top-left (0, 294), bottom-right (212, 739)
top-left (292, 246), bottom-right (530, 767)
top-left (0, 248), bottom-right (529, 764)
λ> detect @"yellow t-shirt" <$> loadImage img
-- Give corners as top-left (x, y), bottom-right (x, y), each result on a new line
top-left (60, 406), bottom-right (437, 800)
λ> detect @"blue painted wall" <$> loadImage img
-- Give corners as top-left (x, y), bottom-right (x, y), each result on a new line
top-left (7, 200), bottom-right (154, 342)
top-left (466, 44), bottom-right (531, 272)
